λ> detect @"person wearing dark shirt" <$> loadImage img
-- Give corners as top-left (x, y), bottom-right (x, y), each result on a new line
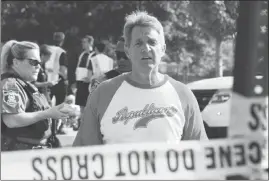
top-left (75, 35), bottom-right (96, 109)
top-left (64, 26), bottom-right (81, 95)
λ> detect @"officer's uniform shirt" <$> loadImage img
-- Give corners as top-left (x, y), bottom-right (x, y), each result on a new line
top-left (1, 75), bottom-right (52, 140)
top-left (2, 78), bottom-right (30, 114)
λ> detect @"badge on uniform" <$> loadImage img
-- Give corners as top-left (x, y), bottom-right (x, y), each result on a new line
top-left (3, 90), bottom-right (20, 108)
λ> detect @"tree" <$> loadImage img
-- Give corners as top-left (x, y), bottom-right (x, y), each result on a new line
top-left (187, 1), bottom-right (239, 77)
top-left (1, 1), bottom-right (240, 79)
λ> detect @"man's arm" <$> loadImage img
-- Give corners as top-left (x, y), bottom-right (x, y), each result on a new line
top-left (181, 87), bottom-right (208, 140)
top-left (73, 87), bottom-right (103, 146)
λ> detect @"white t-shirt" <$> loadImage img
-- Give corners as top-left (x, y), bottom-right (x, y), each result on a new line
top-left (45, 46), bottom-right (66, 82)
top-left (75, 51), bottom-right (96, 81)
top-left (73, 73), bottom-right (208, 146)
top-left (91, 53), bottom-right (114, 79)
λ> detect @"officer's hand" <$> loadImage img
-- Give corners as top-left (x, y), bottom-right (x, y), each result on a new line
top-left (47, 103), bottom-right (69, 119)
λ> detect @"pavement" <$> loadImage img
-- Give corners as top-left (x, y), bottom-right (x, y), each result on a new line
top-left (56, 128), bottom-right (78, 147)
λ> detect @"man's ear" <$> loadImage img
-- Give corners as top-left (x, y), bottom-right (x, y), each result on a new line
top-left (162, 44), bottom-right (166, 53)
top-left (161, 44), bottom-right (166, 57)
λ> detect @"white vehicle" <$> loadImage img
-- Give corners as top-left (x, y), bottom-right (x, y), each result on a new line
top-left (187, 76), bottom-right (264, 139)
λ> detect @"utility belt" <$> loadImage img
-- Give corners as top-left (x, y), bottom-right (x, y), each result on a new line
top-left (1, 135), bottom-right (52, 151)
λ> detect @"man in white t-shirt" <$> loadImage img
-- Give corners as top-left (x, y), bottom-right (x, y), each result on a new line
top-left (73, 11), bottom-right (208, 146)
top-left (45, 32), bottom-right (68, 105)
top-left (90, 42), bottom-right (114, 80)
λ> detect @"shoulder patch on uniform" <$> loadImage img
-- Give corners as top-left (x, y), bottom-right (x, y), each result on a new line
top-left (2, 78), bottom-right (19, 90)
top-left (3, 89), bottom-right (20, 108)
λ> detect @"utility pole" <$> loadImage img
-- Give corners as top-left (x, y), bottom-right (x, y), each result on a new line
top-left (228, 1), bottom-right (268, 179)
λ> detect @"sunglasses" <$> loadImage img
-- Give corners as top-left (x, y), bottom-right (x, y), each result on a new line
top-left (116, 51), bottom-right (128, 60)
top-left (27, 59), bottom-right (41, 66)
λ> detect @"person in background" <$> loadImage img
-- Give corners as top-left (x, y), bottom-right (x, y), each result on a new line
top-left (73, 11), bottom-right (208, 147)
top-left (90, 42), bottom-right (114, 80)
top-left (45, 32), bottom-right (69, 135)
top-left (89, 37), bottom-right (132, 95)
top-left (64, 26), bottom-right (81, 96)
top-left (75, 35), bottom-right (96, 119)
top-left (1, 40), bottom-right (75, 151)
top-left (45, 32), bottom-right (68, 106)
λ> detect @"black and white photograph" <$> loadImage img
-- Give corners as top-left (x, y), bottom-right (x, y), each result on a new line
top-left (1, 1), bottom-right (268, 180)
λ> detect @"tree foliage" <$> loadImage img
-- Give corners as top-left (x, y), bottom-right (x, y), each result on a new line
top-left (187, 1), bottom-right (239, 77)
top-left (3, 1), bottom-right (265, 79)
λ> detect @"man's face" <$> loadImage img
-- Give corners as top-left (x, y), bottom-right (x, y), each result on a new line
top-left (116, 51), bottom-right (132, 70)
top-left (82, 38), bottom-right (92, 51)
top-left (125, 26), bottom-right (166, 73)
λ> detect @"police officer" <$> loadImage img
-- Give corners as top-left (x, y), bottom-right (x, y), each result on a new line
top-left (1, 40), bottom-right (74, 151)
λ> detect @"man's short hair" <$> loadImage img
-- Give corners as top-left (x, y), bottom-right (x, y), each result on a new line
top-left (40, 44), bottom-right (52, 56)
top-left (123, 11), bottom-right (165, 47)
top-left (95, 42), bottom-right (105, 53)
top-left (84, 35), bottom-right (94, 45)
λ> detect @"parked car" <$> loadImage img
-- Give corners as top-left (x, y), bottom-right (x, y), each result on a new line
top-left (187, 76), bottom-right (264, 139)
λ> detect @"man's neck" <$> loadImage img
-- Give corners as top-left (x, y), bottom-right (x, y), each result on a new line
top-left (118, 67), bottom-right (131, 74)
top-left (129, 68), bottom-right (164, 86)
top-left (84, 49), bottom-right (91, 53)
top-left (84, 47), bottom-right (93, 53)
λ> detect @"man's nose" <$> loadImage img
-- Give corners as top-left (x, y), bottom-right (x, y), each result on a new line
top-left (141, 44), bottom-right (151, 53)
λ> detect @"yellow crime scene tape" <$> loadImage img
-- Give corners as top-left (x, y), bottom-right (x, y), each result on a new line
top-left (1, 2), bottom-right (268, 180)
top-left (1, 137), bottom-right (266, 180)
top-left (228, 93), bottom-right (268, 178)
top-left (229, 93), bottom-right (268, 162)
